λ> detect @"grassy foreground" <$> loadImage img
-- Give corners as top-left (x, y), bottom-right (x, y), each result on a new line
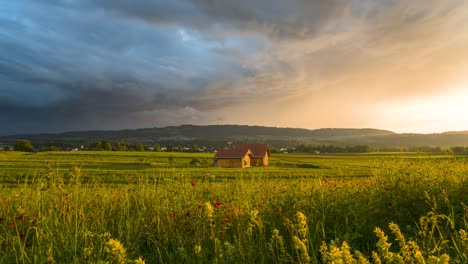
top-left (0, 152), bottom-right (467, 263)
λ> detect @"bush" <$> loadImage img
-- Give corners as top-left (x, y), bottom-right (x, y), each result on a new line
top-left (14, 140), bottom-right (34, 152)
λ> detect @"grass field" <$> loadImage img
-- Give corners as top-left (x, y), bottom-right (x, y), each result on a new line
top-left (0, 151), bottom-right (455, 185)
top-left (0, 151), bottom-right (467, 263)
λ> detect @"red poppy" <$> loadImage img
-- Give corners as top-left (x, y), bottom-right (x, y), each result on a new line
top-left (191, 182), bottom-right (196, 187)
top-left (18, 215), bottom-right (24, 221)
top-left (214, 202), bottom-right (222, 208)
top-left (0, 216), bottom-right (4, 222)
top-left (197, 205), bottom-right (204, 210)
top-left (8, 221), bottom-right (15, 227)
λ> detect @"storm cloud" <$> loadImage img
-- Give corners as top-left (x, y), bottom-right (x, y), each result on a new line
top-left (1, 0), bottom-right (468, 135)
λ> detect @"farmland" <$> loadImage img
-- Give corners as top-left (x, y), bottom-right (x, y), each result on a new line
top-left (0, 151), bottom-right (467, 263)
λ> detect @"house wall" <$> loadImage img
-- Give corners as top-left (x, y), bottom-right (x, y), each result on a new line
top-left (250, 153), bottom-right (269, 166)
top-left (216, 159), bottom-right (242, 168)
top-left (251, 157), bottom-right (263, 166)
top-left (215, 154), bottom-right (251, 168)
top-left (243, 154), bottom-right (251, 168)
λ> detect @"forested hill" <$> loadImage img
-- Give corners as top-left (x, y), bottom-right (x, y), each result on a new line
top-left (2, 125), bottom-right (468, 148)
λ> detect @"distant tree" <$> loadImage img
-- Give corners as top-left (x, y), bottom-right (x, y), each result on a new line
top-left (49, 146), bottom-right (61, 151)
top-left (117, 140), bottom-right (128, 151)
top-left (90, 141), bottom-right (103, 151)
top-left (167, 145), bottom-right (173, 152)
top-left (178, 145), bottom-right (183, 152)
top-left (136, 144), bottom-right (145, 152)
top-left (269, 146), bottom-right (280, 153)
top-left (4, 146), bottom-right (11, 151)
top-left (154, 144), bottom-right (161, 152)
top-left (451, 146), bottom-right (465, 154)
top-left (14, 140), bottom-right (34, 152)
top-left (102, 141), bottom-right (112, 151)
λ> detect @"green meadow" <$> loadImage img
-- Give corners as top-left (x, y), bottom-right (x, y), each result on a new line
top-left (0, 151), bottom-right (467, 263)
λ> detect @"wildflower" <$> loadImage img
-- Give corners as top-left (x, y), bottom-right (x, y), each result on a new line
top-left (191, 182), bottom-right (196, 187)
top-left (18, 215), bottom-right (24, 221)
top-left (214, 201), bottom-right (223, 208)
top-left (293, 236), bottom-right (310, 263)
top-left (204, 202), bottom-right (214, 219)
top-left (8, 221), bottom-right (16, 227)
top-left (269, 229), bottom-right (287, 261)
top-left (248, 209), bottom-right (262, 229)
top-left (0, 216), bottom-right (4, 222)
top-left (133, 256), bottom-right (145, 264)
top-left (105, 239), bottom-right (125, 253)
top-left (104, 239), bottom-right (127, 264)
top-left (295, 211), bottom-right (308, 241)
top-left (194, 245), bottom-right (202, 254)
top-left (459, 229), bottom-right (467, 241)
top-left (198, 205), bottom-right (204, 210)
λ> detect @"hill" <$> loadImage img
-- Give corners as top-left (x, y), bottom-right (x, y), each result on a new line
top-left (1, 125), bottom-right (468, 148)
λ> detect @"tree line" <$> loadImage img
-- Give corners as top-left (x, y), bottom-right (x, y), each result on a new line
top-left (5, 140), bottom-right (468, 155)
top-left (291, 144), bottom-right (468, 154)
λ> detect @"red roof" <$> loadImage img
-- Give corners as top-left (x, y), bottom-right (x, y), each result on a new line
top-left (214, 144), bottom-right (269, 159)
top-left (235, 144), bottom-right (269, 158)
top-left (214, 148), bottom-right (250, 159)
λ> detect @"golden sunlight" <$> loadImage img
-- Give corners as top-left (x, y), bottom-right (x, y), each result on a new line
top-left (381, 87), bottom-right (468, 133)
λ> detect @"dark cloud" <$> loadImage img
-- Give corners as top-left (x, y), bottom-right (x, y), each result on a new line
top-left (93, 0), bottom-right (348, 40)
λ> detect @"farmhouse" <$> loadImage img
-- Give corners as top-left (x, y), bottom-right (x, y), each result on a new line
top-left (213, 144), bottom-right (270, 168)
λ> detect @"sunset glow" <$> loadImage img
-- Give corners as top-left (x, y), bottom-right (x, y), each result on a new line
top-left (378, 88), bottom-right (468, 133)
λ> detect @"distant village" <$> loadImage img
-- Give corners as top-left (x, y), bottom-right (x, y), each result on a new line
top-left (0, 140), bottom-right (297, 154)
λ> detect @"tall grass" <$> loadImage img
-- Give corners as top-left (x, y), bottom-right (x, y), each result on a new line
top-left (0, 158), bottom-right (466, 263)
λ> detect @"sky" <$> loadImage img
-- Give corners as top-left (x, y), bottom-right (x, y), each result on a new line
top-left (1, 0), bottom-right (468, 136)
